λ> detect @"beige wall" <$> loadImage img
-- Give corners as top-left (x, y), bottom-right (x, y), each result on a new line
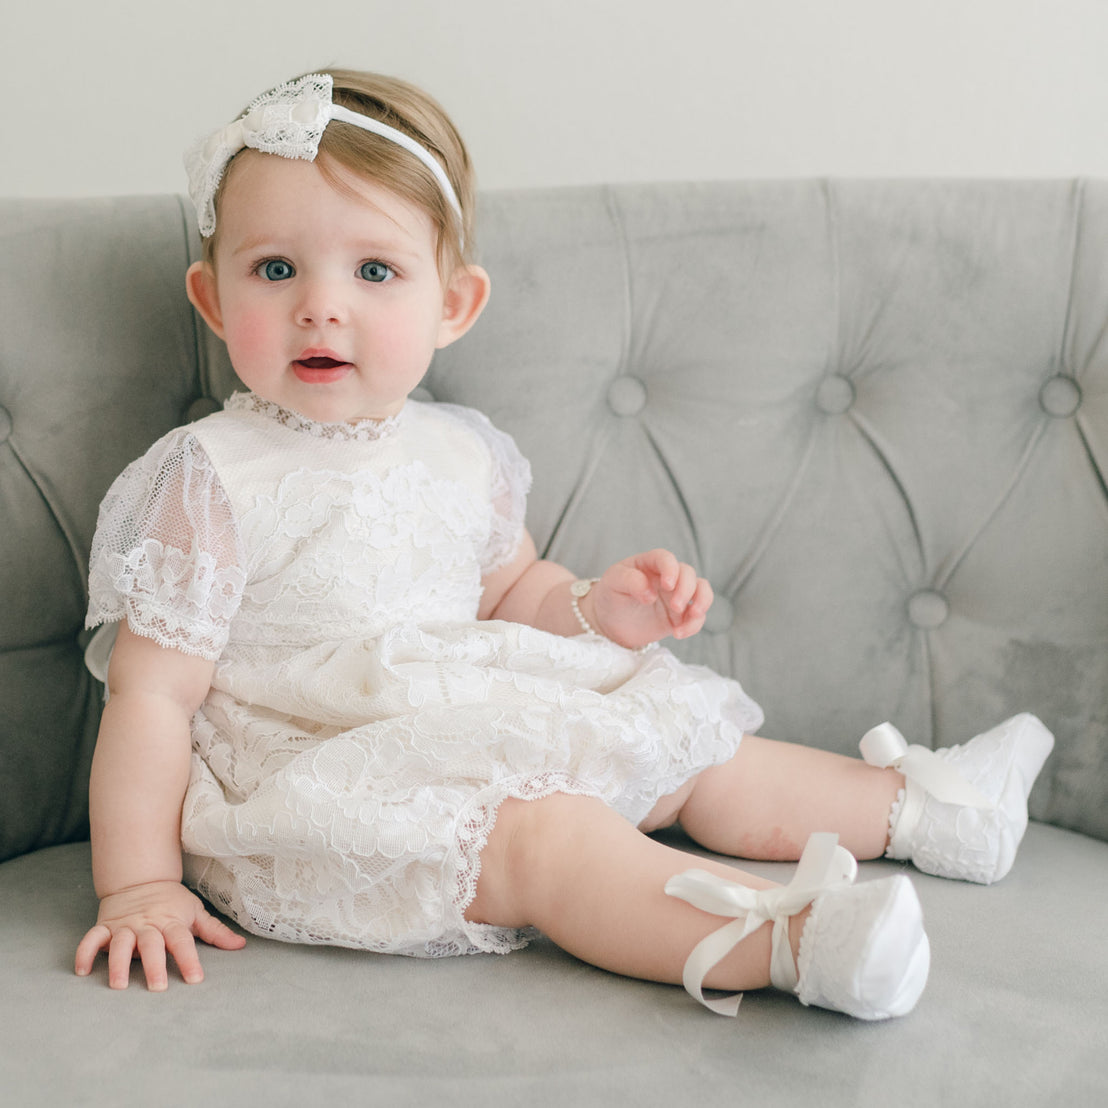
top-left (5, 0), bottom-right (1108, 198)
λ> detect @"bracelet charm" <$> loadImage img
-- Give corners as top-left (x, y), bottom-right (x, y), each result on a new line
top-left (570, 578), bottom-right (601, 636)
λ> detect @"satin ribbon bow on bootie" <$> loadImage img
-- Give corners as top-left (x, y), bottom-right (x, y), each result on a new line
top-left (664, 831), bottom-right (857, 1016)
top-left (859, 722), bottom-right (995, 809)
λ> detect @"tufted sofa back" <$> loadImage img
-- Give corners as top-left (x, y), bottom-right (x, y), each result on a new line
top-left (1, 182), bottom-right (1106, 862)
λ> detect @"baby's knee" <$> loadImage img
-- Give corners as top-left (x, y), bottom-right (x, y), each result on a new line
top-left (465, 792), bottom-right (603, 928)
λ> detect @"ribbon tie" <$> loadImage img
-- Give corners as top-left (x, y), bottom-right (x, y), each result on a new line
top-left (664, 832), bottom-right (857, 1016)
top-left (860, 722), bottom-right (994, 809)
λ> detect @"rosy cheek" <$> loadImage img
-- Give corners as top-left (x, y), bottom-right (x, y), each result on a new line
top-left (222, 308), bottom-right (277, 366)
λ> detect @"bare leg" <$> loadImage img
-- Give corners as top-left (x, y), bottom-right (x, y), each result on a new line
top-left (466, 792), bottom-right (809, 990)
top-left (675, 735), bottom-right (905, 861)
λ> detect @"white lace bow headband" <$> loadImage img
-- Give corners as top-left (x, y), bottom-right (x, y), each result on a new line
top-left (184, 73), bottom-right (464, 239)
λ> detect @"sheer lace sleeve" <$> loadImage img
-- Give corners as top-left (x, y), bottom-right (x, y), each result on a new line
top-left (86, 428), bottom-right (247, 660)
top-left (438, 404), bottom-right (532, 573)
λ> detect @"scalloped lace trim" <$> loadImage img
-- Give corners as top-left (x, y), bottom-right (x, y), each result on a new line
top-left (449, 774), bottom-right (600, 955)
top-left (885, 787), bottom-right (906, 858)
top-left (226, 391), bottom-right (403, 443)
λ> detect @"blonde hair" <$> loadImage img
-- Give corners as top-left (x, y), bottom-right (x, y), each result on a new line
top-left (202, 68), bottom-right (476, 275)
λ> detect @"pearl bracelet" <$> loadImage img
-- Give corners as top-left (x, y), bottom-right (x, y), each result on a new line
top-left (569, 578), bottom-right (602, 636)
top-left (569, 578), bottom-right (655, 654)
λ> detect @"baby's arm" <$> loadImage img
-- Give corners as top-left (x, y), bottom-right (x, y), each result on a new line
top-left (480, 530), bottom-right (713, 649)
top-left (74, 623), bottom-right (245, 990)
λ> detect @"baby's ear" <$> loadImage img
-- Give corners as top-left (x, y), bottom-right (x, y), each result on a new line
top-left (185, 261), bottom-right (226, 340)
top-left (437, 264), bottom-right (491, 349)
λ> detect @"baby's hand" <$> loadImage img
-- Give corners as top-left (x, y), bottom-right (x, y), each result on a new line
top-left (591, 549), bottom-right (714, 649)
top-left (75, 880), bottom-right (245, 991)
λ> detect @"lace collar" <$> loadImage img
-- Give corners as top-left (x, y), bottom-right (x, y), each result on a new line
top-left (225, 392), bottom-right (403, 443)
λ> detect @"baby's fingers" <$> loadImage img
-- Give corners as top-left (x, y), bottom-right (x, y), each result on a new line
top-left (670, 576), bottom-right (715, 639)
top-left (107, 926), bottom-right (140, 990)
top-left (135, 925), bottom-right (173, 991)
top-left (659, 561), bottom-right (699, 614)
top-left (163, 921), bottom-right (205, 986)
top-left (686, 575), bottom-right (714, 618)
top-left (74, 924), bottom-right (111, 977)
top-left (632, 548), bottom-right (680, 593)
top-left (74, 922), bottom-right (141, 988)
top-left (193, 908), bottom-right (246, 952)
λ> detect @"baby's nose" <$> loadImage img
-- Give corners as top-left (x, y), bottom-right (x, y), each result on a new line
top-left (296, 282), bottom-right (345, 326)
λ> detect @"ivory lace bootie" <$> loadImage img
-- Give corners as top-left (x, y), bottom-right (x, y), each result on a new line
top-left (664, 832), bottom-right (929, 1020)
top-left (860, 713), bottom-right (1054, 885)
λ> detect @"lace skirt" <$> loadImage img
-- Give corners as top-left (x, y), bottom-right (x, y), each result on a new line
top-left (181, 620), bottom-right (763, 957)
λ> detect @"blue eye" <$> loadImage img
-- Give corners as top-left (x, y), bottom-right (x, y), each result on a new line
top-left (260, 259), bottom-right (295, 281)
top-left (359, 261), bottom-right (394, 283)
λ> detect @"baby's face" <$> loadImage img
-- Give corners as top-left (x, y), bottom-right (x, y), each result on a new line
top-left (196, 151), bottom-right (456, 424)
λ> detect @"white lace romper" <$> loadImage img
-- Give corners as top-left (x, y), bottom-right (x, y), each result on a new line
top-left (86, 392), bottom-right (764, 957)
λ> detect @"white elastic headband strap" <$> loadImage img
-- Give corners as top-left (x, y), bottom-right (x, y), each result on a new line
top-left (184, 73), bottom-right (464, 240)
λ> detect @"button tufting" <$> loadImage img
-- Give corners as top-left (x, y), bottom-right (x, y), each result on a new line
top-left (185, 396), bottom-right (222, 423)
top-left (907, 589), bottom-right (949, 630)
top-left (703, 594), bottom-right (734, 635)
top-left (0, 405), bottom-right (11, 443)
top-left (815, 374), bottom-right (855, 414)
top-left (1039, 375), bottom-right (1082, 418)
top-left (607, 375), bottom-right (647, 416)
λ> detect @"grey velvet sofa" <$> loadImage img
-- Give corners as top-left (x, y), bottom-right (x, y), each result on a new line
top-left (2, 181), bottom-right (1106, 1107)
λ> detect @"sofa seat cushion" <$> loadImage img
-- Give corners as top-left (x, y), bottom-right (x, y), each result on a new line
top-left (3, 823), bottom-right (1103, 1105)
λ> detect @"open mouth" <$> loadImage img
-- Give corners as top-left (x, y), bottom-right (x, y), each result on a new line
top-left (293, 355), bottom-right (352, 383)
top-left (296, 357), bottom-right (348, 370)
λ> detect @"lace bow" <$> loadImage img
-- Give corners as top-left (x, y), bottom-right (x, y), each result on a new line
top-left (184, 73), bottom-right (463, 237)
top-left (664, 831), bottom-right (857, 1016)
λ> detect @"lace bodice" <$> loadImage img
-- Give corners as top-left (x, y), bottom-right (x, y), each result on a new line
top-left (86, 393), bottom-right (531, 658)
